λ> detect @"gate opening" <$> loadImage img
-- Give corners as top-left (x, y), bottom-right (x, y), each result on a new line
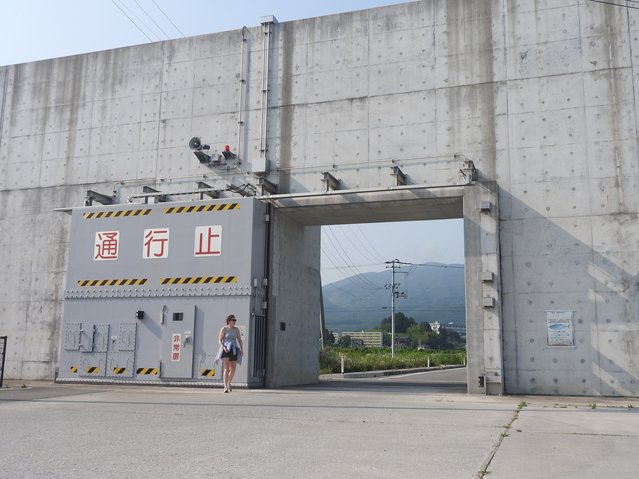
top-left (320, 219), bottom-right (467, 390)
top-left (269, 182), bottom-right (502, 394)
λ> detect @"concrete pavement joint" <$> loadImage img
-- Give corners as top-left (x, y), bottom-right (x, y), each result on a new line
top-left (474, 400), bottom-right (527, 478)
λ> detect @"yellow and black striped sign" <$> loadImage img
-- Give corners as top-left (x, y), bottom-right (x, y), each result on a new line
top-left (160, 276), bottom-right (237, 285)
top-left (70, 366), bottom-right (78, 373)
top-left (85, 366), bottom-right (100, 374)
top-left (200, 369), bottom-right (215, 377)
top-left (82, 209), bottom-right (152, 220)
top-left (163, 203), bottom-right (239, 215)
top-left (136, 368), bottom-right (158, 376)
top-left (113, 367), bottom-right (127, 375)
top-left (77, 278), bottom-right (148, 287)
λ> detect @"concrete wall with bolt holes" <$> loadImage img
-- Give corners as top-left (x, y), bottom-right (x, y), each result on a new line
top-left (0, 0), bottom-right (638, 395)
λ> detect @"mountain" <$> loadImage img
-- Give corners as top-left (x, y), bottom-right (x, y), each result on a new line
top-left (322, 263), bottom-right (465, 332)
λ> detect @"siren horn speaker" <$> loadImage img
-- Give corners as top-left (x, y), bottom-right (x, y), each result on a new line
top-left (189, 137), bottom-right (202, 151)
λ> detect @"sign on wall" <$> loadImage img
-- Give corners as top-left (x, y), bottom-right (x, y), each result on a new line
top-left (92, 226), bottom-right (225, 261)
top-left (546, 311), bottom-right (575, 347)
top-left (143, 228), bottom-right (170, 259)
top-left (94, 231), bottom-right (119, 261)
top-left (194, 225), bottom-right (222, 256)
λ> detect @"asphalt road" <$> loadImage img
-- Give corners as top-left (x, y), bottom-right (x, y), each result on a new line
top-left (319, 366), bottom-right (468, 393)
top-left (2, 369), bottom-right (638, 479)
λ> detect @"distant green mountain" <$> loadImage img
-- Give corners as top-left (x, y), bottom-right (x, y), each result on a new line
top-left (323, 263), bottom-right (465, 332)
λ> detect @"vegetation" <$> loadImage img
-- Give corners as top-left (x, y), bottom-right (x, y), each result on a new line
top-left (320, 347), bottom-right (466, 374)
top-left (331, 312), bottom-right (465, 350)
top-left (321, 312), bottom-right (466, 373)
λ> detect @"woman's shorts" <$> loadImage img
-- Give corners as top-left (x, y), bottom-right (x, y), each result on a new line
top-left (221, 348), bottom-right (238, 361)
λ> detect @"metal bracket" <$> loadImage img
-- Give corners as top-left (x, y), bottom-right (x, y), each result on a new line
top-left (84, 190), bottom-right (115, 206)
top-left (256, 176), bottom-right (278, 195)
top-left (197, 182), bottom-right (219, 199)
top-left (457, 156), bottom-right (478, 184)
top-left (390, 166), bottom-right (407, 186)
top-left (321, 172), bottom-right (340, 191)
top-left (227, 183), bottom-right (257, 197)
top-left (142, 186), bottom-right (169, 203)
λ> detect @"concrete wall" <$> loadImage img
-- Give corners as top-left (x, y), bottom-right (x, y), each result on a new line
top-left (0, 0), bottom-right (637, 395)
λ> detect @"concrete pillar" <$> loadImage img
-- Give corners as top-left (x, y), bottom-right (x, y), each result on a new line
top-left (265, 209), bottom-right (321, 387)
top-left (464, 182), bottom-right (503, 394)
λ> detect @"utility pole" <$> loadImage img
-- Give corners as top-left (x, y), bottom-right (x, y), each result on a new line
top-left (385, 259), bottom-right (409, 357)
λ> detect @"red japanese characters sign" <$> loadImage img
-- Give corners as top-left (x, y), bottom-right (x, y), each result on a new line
top-left (143, 229), bottom-right (170, 259)
top-left (171, 334), bottom-right (181, 362)
top-left (94, 231), bottom-right (119, 261)
top-left (91, 225), bottom-right (225, 261)
top-left (194, 225), bottom-right (222, 257)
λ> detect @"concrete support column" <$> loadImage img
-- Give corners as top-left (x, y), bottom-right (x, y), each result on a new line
top-left (464, 182), bottom-right (503, 394)
top-left (265, 210), bottom-right (321, 387)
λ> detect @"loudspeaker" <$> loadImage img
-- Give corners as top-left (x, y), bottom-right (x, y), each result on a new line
top-left (189, 136), bottom-right (202, 151)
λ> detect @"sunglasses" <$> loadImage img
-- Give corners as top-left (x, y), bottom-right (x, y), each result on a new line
top-left (229, 318), bottom-right (237, 321)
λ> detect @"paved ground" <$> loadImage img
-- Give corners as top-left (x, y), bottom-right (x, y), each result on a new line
top-left (1, 369), bottom-right (638, 479)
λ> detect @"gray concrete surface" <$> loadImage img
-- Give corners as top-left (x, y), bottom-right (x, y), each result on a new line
top-left (1, 375), bottom-right (637, 479)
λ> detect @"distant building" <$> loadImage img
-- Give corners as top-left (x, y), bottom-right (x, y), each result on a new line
top-left (340, 331), bottom-right (383, 348)
top-left (429, 322), bottom-right (467, 338)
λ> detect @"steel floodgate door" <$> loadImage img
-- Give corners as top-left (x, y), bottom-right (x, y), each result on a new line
top-left (162, 306), bottom-right (195, 378)
top-left (59, 197), bottom-right (266, 386)
top-left (79, 324), bottom-right (109, 377)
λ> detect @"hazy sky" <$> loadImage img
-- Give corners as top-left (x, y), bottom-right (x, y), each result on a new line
top-left (0, 0), bottom-right (465, 284)
top-left (0, 0), bottom-right (413, 66)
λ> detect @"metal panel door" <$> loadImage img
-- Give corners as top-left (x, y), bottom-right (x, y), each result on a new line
top-left (161, 306), bottom-right (195, 378)
top-left (79, 323), bottom-right (95, 352)
top-left (63, 323), bottom-right (82, 351)
top-left (79, 324), bottom-right (108, 377)
top-left (106, 323), bottom-right (136, 378)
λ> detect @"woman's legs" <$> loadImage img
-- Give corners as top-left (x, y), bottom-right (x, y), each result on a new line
top-left (227, 361), bottom-right (237, 390)
top-left (222, 358), bottom-right (231, 391)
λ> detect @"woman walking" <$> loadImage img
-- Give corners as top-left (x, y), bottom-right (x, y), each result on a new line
top-left (216, 314), bottom-right (243, 392)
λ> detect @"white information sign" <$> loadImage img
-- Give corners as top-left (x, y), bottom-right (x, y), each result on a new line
top-left (546, 310), bottom-right (574, 347)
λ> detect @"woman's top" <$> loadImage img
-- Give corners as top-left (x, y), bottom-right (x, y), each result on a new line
top-left (222, 327), bottom-right (239, 343)
top-left (215, 326), bottom-right (243, 364)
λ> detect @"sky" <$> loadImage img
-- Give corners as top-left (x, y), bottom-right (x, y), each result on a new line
top-left (0, 0), bottom-right (465, 284)
top-left (0, 0), bottom-right (414, 66)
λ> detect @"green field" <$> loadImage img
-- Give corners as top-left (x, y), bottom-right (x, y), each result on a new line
top-left (320, 347), bottom-right (466, 374)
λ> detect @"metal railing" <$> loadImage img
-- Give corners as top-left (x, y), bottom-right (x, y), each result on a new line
top-left (0, 336), bottom-right (7, 388)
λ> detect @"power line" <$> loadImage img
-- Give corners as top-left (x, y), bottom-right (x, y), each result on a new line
top-left (111, 0), bottom-right (154, 42)
top-left (323, 227), bottom-right (381, 289)
top-left (117, 0), bottom-right (163, 41)
top-left (322, 261), bottom-right (382, 270)
top-left (322, 247), bottom-right (381, 290)
top-left (113, 0), bottom-right (187, 42)
top-left (151, 0), bottom-right (186, 37)
top-left (340, 225), bottom-right (385, 265)
top-left (353, 225), bottom-right (387, 262)
top-left (412, 263), bottom-right (464, 269)
top-left (323, 285), bottom-right (385, 304)
top-left (135, 0), bottom-right (172, 39)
